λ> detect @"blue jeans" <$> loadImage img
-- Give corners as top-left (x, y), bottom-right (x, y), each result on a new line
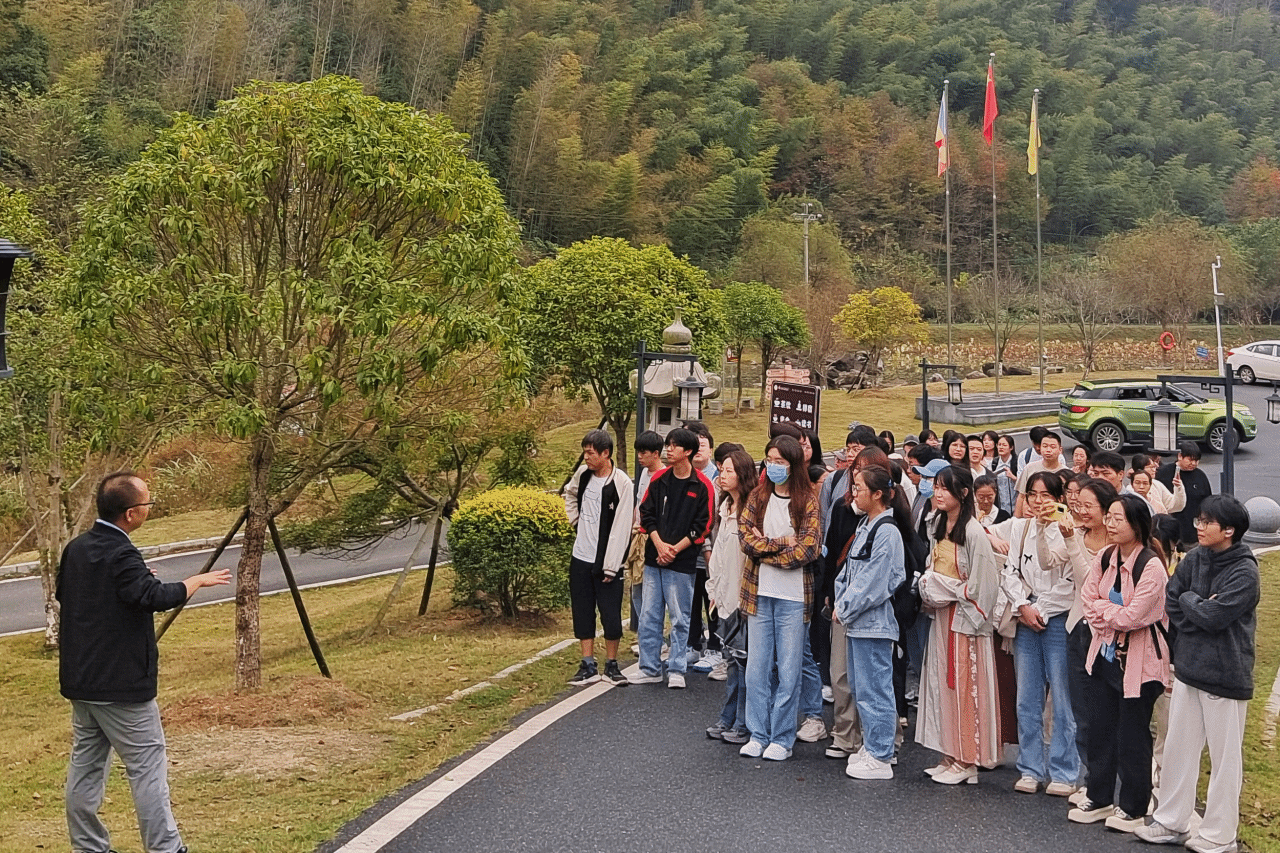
top-left (637, 566), bottom-right (695, 676)
top-left (799, 627), bottom-right (823, 719)
top-left (1014, 612), bottom-right (1080, 784)
top-left (745, 596), bottom-right (806, 748)
top-left (846, 635), bottom-right (897, 762)
top-left (718, 655), bottom-right (747, 731)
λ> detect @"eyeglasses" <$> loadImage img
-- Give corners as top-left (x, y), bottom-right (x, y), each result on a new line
top-left (1192, 517), bottom-right (1219, 530)
top-left (849, 484), bottom-right (862, 495)
top-left (127, 501), bottom-right (156, 509)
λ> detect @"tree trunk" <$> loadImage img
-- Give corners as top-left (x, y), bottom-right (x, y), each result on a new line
top-left (234, 430), bottom-right (274, 692)
top-left (735, 349), bottom-right (743, 417)
top-left (16, 391), bottom-right (68, 648)
top-left (607, 413), bottom-right (630, 469)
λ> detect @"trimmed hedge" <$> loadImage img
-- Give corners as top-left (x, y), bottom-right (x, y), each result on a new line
top-left (447, 487), bottom-right (575, 616)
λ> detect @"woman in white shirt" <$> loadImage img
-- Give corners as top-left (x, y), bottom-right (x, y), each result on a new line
top-left (705, 449), bottom-right (756, 745)
top-left (986, 470), bottom-right (1079, 796)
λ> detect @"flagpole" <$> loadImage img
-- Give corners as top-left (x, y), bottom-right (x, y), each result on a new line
top-left (989, 53), bottom-right (999, 395)
top-left (1033, 89), bottom-right (1044, 395)
top-left (944, 79), bottom-right (953, 366)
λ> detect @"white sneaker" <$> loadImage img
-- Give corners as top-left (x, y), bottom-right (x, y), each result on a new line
top-left (1185, 835), bottom-right (1238, 853)
top-left (739, 740), bottom-right (765, 758)
top-left (1045, 781), bottom-right (1076, 797)
top-left (1105, 809), bottom-right (1145, 833)
top-left (762, 743), bottom-right (792, 761)
top-left (667, 672), bottom-right (686, 689)
top-left (1014, 775), bottom-right (1041, 794)
top-left (796, 716), bottom-right (827, 742)
top-left (708, 659), bottom-right (728, 681)
top-left (1068, 788), bottom-right (1089, 806)
top-left (685, 648), bottom-right (702, 665)
top-left (628, 670), bottom-right (664, 685)
top-left (691, 650), bottom-right (721, 672)
top-left (846, 752), bottom-right (894, 780)
top-left (822, 685), bottom-right (834, 704)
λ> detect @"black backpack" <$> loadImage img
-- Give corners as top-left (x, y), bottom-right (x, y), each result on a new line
top-left (848, 512), bottom-right (925, 633)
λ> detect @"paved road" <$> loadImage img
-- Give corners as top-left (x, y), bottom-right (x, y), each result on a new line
top-left (322, 673), bottom-right (1149, 853)
top-left (0, 521), bottom-right (444, 636)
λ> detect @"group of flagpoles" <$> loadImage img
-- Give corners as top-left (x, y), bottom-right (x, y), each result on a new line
top-left (936, 53), bottom-right (1044, 398)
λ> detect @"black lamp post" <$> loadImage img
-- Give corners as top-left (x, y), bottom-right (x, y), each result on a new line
top-left (0, 239), bottom-right (34, 380)
top-left (1146, 397), bottom-right (1183, 455)
top-left (1155, 372), bottom-right (1236, 495)
top-left (919, 358), bottom-right (959, 435)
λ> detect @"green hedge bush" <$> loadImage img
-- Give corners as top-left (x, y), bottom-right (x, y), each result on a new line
top-left (447, 487), bottom-right (574, 616)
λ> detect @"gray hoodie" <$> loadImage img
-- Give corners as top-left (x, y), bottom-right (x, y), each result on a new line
top-left (1165, 541), bottom-right (1260, 700)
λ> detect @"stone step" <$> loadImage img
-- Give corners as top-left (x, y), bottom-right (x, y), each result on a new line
top-left (917, 391), bottom-right (1065, 427)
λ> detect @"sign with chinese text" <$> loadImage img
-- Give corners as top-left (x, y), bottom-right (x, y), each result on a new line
top-left (770, 381), bottom-right (821, 433)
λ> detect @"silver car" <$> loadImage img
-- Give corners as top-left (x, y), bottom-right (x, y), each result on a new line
top-left (1227, 340), bottom-right (1280, 384)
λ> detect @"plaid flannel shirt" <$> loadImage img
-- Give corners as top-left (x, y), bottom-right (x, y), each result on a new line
top-left (737, 489), bottom-right (821, 620)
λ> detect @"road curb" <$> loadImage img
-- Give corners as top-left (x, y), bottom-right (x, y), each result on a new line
top-left (1, 534), bottom-right (247, 578)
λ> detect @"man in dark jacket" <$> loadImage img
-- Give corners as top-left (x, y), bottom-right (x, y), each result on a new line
top-left (59, 472), bottom-right (230, 853)
top-left (1137, 495), bottom-right (1258, 853)
top-left (630, 428), bottom-right (714, 687)
top-left (1155, 441), bottom-right (1213, 551)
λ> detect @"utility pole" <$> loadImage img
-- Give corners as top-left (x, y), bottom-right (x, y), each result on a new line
top-left (791, 203), bottom-right (821, 288)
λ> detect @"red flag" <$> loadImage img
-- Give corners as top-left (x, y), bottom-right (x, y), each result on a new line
top-left (983, 58), bottom-right (998, 146)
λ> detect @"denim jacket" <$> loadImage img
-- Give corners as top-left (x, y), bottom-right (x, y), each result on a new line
top-left (834, 511), bottom-right (905, 640)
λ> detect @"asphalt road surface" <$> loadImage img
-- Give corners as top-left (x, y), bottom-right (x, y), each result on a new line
top-left (322, 672), bottom-right (1158, 853)
top-left (0, 521), bottom-right (445, 636)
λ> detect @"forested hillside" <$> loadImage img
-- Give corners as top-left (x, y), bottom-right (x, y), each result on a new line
top-left (3, 0), bottom-right (1280, 313)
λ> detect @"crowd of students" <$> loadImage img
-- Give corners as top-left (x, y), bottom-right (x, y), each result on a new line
top-left (560, 420), bottom-right (1260, 853)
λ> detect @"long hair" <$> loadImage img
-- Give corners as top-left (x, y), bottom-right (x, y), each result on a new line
top-left (1110, 493), bottom-right (1166, 566)
top-left (751, 435), bottom-right (814, 532)
top-left (719, 449), bottom-right (756, 514)
top-left (932, 465), bottom-right (975, 546)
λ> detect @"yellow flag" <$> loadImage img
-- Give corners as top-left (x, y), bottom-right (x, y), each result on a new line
top-left (1027, 95), bottom-right (1041, 175)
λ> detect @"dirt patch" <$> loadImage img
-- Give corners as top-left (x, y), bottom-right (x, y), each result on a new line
top-left (168, 726), bottom-right (382, 781)
top-left (164, 675), bottom-right (371, 729)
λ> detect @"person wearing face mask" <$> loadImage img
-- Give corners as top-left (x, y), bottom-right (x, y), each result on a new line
top-left (737, 435), bottom-right (822, 761)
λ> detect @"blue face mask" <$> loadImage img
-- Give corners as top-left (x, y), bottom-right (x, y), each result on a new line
top-left (765, 462), bottom-right (789, 485)
top-left (918, 478), bottom-right (934, 498)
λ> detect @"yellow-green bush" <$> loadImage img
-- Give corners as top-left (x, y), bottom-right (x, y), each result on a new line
top-left (447, 487), bottom-right (575, 616)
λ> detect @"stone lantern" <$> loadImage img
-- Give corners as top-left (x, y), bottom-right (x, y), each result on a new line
top-left (629, 309), bottom-right (722, 439)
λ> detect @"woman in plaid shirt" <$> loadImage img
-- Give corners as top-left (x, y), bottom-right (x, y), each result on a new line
top-left (736, 435), bottom-right (821, 762)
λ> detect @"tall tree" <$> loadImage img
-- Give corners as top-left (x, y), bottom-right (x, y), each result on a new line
top-left (70, 77), bottom-right (523, 691)
top-left (832, 286), bottom-right (928, 389)
top-left (516, 237), bottom-right (725, 467)
top-left (722, 280), bottom-right (809, 410)
top-left (1047, 260), bottom-right (1130, 377)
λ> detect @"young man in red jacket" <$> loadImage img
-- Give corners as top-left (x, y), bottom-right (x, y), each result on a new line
top-left (630, 427), bottom-right (714, 688)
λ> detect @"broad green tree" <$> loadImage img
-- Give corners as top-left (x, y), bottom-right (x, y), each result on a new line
top-left (722, 280), bottom-right (809, 410)
top-left (517, 237), bottom-right (725, 467)
top-left (832, 286), bottom-right (928, 388)
top-left (70, 77), bottom-right (523, 691)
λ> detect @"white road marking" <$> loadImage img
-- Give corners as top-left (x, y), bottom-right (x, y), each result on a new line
top-left (0, 563), bottom-right (445, 638)
top-left (335, 666), bottom-right (631, 853)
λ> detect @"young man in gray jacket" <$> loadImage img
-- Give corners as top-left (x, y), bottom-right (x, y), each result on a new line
top-left (563, 429), bottom-right (635, 686)
top-left (1137, 495), bottom-right (1259, 853)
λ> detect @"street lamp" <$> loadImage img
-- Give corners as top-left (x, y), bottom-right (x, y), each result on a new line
top-left (918, 358), bottom-right (959, 435)
top-left (675, 371), bottom-right (707, 422)
top-left (1146, 397), bottom-right (1183, 455)
top-left (1266, 382), bottom-right (1280, 425)
top-left (945, 376), bottom-right (964, 406)
top-left (0, 239), bottom-right (34, 380)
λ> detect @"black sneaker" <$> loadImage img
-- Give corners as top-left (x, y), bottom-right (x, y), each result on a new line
top-left (568, 660), bottom-right (599, 686)
top-left (603, 660), bottom-right (629, 685)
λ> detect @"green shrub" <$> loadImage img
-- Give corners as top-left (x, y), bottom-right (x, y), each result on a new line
top-left (447, 487), bottom-right (574, 616)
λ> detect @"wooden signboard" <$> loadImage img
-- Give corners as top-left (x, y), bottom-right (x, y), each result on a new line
top-left (770, 381), bottom-right (821, 433)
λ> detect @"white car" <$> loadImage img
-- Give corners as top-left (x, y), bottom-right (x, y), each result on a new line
top-left (1227, 340), bottom-right (1280, 384)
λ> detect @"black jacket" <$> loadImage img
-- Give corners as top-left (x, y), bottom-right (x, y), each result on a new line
top-left (1155, 462), bottom-right (1212, 545)
top-left (57, 522), bottom-right (188, 702)
top-left (1165, 541), bottom-right (1259, 700)
top-left (638, 466), bottom-right (714, 574)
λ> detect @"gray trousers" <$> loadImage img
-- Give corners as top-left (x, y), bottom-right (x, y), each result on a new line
top-left (67, 699), bottom-right (183, 853)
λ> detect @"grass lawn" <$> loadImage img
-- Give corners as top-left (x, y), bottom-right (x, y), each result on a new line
top-left (4, 553), bottom-right (1277, 851)
top-left (0, 565), bottom-right (584, 853)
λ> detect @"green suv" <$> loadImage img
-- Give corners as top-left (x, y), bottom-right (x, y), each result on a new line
top-left (1058, 379), bottom-right (1257, 453)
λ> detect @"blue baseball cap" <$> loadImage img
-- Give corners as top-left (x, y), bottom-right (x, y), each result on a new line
top-left (913, 458), bottom-right (951, 478)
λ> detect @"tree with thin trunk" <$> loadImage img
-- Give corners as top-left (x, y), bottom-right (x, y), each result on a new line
top-left (957, 270), bottom-right (1036, 370)
top-left (832, 286), bottom-right (928, 389)
top-left (70, 77), bottom-right (522, 691)
top-left (722, 281), bottom-right (809, 412)
top-left (1047, 261), bottom-right (1129, 377)
top-left (516, 237), bottom-right (725, 468)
